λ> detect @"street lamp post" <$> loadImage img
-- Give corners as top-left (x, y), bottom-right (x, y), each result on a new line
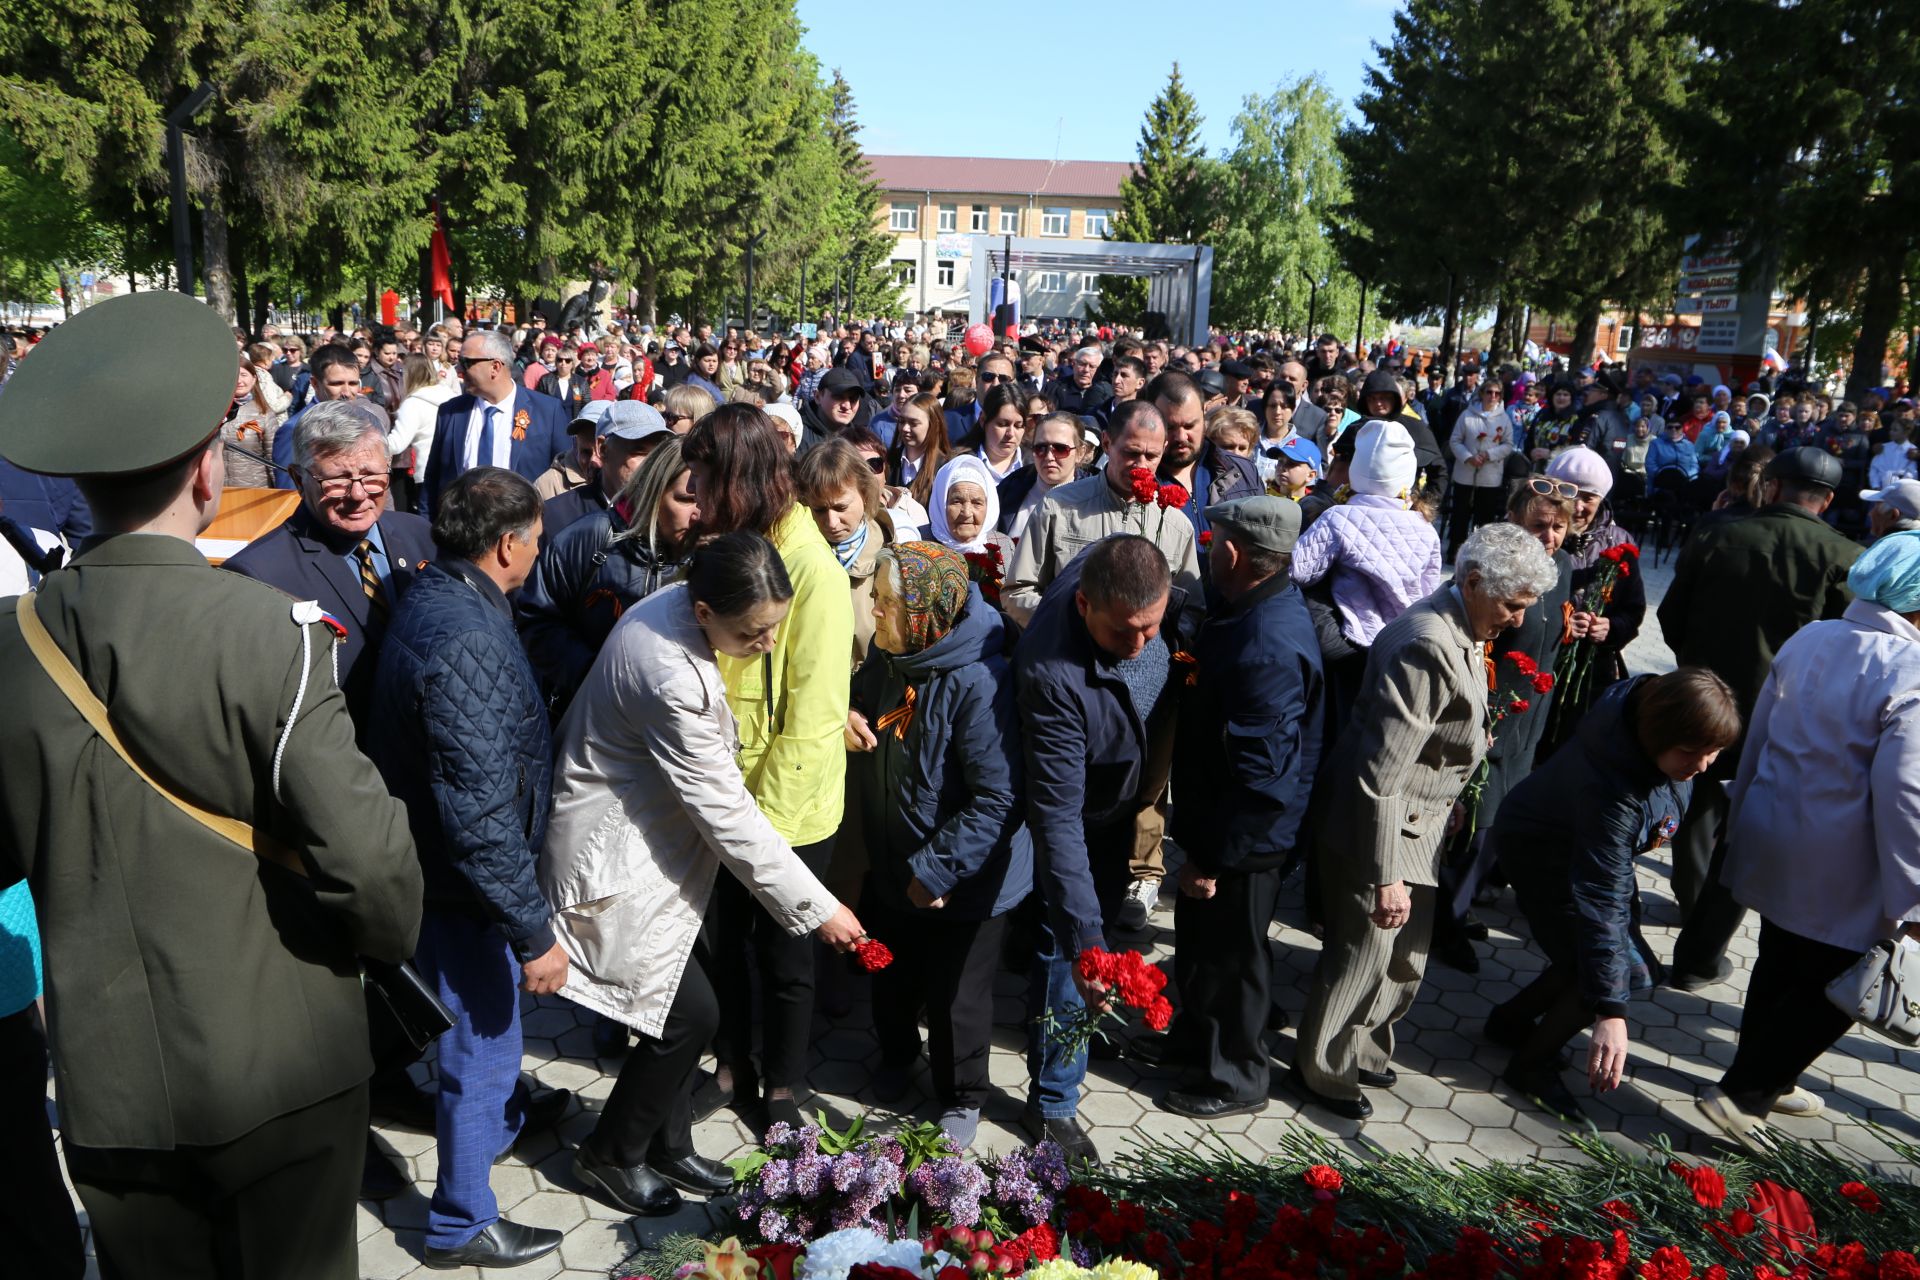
top-left (166, 81), bottom-right (217, 297)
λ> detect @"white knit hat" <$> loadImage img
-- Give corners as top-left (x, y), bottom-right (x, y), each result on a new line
top-left (1349, 419), bottom-right (1418, 499)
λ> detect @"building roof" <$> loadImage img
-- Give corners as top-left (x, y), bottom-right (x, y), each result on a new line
top-left (865, 154), bottom-right (1132, 200)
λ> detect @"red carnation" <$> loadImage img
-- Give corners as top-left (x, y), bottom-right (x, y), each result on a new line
top-left (1601, 1199), bottom-right (1638, 1222)
top-left (1157, 482), bottom-right (1190, 510)
top-left (751, 1243), bottom-right (804, 1280)
top-left (1839, 1181), bottom-right (1882, 1214)
top-left (851, 1267), bottom-right (922, 1280)
top-left (1510, 697), bottom-right (1532, 713)
top-left (1304, 1164), bottom-right (1344, 1193)
top-left (1506, 651), bottom-right (1540, 676)
top-left (1728, 1209), bottom-right (1756, 1236)
top-left (1639, 1245), bottom-right (1694, 1280)
top-left (1668, 1161), bottom-right (1728, 1209)
top-left (1129, 468), bottom-right (1159, 504)
top-left (854, 937), bottom-right (894, 973)
top-left (1880, 1253), bottom-right (1920, 1280)
top-left (1199, 530), bottom-right (1213, 547)
top-left (1144, 995), bottom-right (1173, 1030)
top-left (1532, 671), bottom-right (1556, 693)
top-left (1075, 948), bottom-right (1116, 985)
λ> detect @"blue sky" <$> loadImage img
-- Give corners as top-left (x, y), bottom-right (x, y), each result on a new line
top-left (794, 0), bottom-right (1403, 162)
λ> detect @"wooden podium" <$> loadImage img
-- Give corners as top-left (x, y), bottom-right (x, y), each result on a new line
top-left (195, 488), bottom-right (301, 565)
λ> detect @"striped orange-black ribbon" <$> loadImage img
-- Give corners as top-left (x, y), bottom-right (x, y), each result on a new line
top-left (874, 685), bottom-right (917, 740)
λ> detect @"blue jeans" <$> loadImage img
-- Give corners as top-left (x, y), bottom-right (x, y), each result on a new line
top-left (1026, 912), bottom-right (1087, 1120)
top-left (413, 909), bottom-right (529, 1250)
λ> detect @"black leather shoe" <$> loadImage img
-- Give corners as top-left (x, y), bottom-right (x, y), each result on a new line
top-left (1287, 1069), bottom-right (1372, 1121)
top-left (1162, 1090), bottom-right (1267, 1119)
top-left (1267, 1004), bottom-right (1292, 1033)
top-left (1019, 1107), bottom-right (1102, 1166)
top-left (360, 1131), bottom-right (411, 1201)
top-left (495, 1087), bottom-right (572, 1164)
top-left (1667, 956), bottom-right (1733, 993)
top-left (422, 1219), bottom-right (563, 1269)
top-left (1357, 1067), bottom-right (1399, 1089)
top-left (573, 1147), bottom-right (683, 1216)
top-left (1460, 910), bottom-right (1490, 942)
top-left (654, 1152), bottom-right (735, 1197)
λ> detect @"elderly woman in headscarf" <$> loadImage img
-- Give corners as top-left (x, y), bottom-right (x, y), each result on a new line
top-left (844, 542), bottom-right (1032, 1150)
top-left (1535, 447), bottom-right (1646, 760)
top-left (928, 454), bottom-right (1016, 609)
top-left (1696, 532), bottom-right (1920, 1151)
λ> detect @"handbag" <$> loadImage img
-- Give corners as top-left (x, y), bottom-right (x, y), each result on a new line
top-left (1824, 937), bottom-right (1920, 1047)
top-left (16, 590), bottom-right (454, 1059)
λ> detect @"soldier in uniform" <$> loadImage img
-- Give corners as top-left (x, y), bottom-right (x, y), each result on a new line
top-left (0, 291), bottom-right (423, 1279)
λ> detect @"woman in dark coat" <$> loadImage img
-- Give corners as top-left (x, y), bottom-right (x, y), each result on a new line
top-left (847, 542), bottom-right (1032, 1150)
top-left (1489, 668), bottom-right (1741, 1122)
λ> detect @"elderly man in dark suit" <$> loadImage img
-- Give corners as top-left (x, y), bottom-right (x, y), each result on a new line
top-left (1294, 523), bottom-right (1559, 1121)
top-left (418, 328), bottom-right (571, 517)
top-left (228, 401), bottom-right (436, 733)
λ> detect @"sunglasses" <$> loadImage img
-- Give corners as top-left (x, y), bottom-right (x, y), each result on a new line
top-left (978, 372), bottom-right (1011, 385)
top-left (1031, 442), bottom-right (1075, 458)
top-left (865, 456), bottom-right (887, 473)
top-left (1527, 476), bottom-right (1582, 501)
top-left (456, 356), bottom-right (498, 371)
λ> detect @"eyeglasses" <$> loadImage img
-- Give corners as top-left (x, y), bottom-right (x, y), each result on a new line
top-left (456, 356), bottom-right (499, 371)
top-left (1527, 476), bottom-right (1581, 501)
top-left (305, 470), bottom-right (393, 497)
top-left (1031, 442), bottom-right (1075, 458)
top-left (864, 456), bottom-right (887, 473)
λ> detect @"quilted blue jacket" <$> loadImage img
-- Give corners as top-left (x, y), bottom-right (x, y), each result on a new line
top-left (370, 559), bottom-right (556, 960)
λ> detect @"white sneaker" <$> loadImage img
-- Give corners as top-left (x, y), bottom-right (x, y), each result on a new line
top-left (1697, 1086), bottom-right (1771, 1153)
top-left (1770, 1086), bottom-right (1824, 1118)
top-left (1117, 878), bottom-right (1160, 932)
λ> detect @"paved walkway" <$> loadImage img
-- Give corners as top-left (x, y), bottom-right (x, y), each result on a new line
top-left (58, 556), bottom-right (1920, 1279)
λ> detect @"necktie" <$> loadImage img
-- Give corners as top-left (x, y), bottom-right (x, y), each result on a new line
top-left (356, 540), bottom-right (389, 622)
top-left (478, 404), bottom-right (499, 467)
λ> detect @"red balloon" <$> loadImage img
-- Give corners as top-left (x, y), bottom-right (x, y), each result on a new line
top-left (964, 323), bottom-right (994, 357)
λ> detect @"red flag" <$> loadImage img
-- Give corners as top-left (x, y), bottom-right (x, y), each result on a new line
top-left (429, 201), bottom-right (455, 310)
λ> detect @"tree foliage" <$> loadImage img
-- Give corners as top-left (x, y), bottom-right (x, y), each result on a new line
top-left (0, 0), bottom-right (884, 328)
top-left (1095, 63), bottom-right (1217, 324)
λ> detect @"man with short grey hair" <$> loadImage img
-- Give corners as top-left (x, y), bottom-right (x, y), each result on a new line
top-left (418, 330), bottom-right (570, 516)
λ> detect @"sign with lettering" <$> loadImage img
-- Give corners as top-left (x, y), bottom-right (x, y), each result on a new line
top-left (1672, 293), bottom-right (1739, 315)
top-left (1697, 316), bottom-right (1741, 354)
top-left (1679, 272), bottom-right (1741, 293)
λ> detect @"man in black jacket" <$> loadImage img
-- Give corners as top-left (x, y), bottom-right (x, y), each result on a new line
top-left (1015, 536), bottom-right (1182, 1165)
top-left (1049, 343), bottom-right (1114, 419)
top-left (1159, 498), bottom-right (1324, 1120)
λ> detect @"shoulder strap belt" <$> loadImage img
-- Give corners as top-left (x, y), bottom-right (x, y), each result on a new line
top-left (16, 590), bottom-right (308, 879)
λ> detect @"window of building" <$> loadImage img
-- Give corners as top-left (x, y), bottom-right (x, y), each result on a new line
top-left (1085, 208), bottom-right (1112, 237)
top-left (1040, 207), bottom-right (1071, 237)
top-left (969, 205), bottom-right (988, 233)
top-left (999, 209), bottom-right (1019, 234)
top-left (1034, 271), bottom-right (1068, 292)
top-left (936, 261), bottom-right (956, 288)
top-left (891, 260), bottom-right (917, 286)
top-left (889, 203), bottom-right (918, 232)
top-left (937, 204), bottom-right (957, 232)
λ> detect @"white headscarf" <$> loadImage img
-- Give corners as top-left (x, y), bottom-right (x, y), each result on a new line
top-left (929, 454), bottom-right (1001, 554)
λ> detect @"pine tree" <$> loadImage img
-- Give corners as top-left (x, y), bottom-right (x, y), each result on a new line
top-left (1095, 63), bottom-right (1217, 325)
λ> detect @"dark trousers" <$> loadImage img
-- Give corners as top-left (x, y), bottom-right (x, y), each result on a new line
top-left (1494, 965), bottom-right (1592, 1072)
top-left (1670, 778), bottom-right (1727, 917)
top-left (871, 906), bottom-right (1008, 1110)
top-left (0, 1006), bottom-right (83, 1279)
top-left (1719, 918), bottom-right (1861, 1116)
top-left (710, 835), bottom-right (836, 1088)
top-left (591, 936), bottom-right (719, 1166)
top-left (1446, 483), bottom-right (1506, 556)
top-left (1169, 865), bottom-right (1283, 1103)
top-left (67, 1083), bottom-right (366, 1280)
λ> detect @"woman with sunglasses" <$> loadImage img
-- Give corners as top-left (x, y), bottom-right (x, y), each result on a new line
top-left (1536, 448), bottom-right (1647, 760)
top-left (996, 410), bottom-right (1088, 544)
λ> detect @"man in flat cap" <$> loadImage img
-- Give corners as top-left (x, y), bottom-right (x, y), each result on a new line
top-left (1659, 446), bottom-right (1862, 992)
top-left (1149, 496), bottom-right (1324, 1120)
top-left (0, 291), bottom-right (422, 1279)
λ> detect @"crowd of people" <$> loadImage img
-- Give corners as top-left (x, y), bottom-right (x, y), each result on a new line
top-left (0, 293), bottom-right (1917, 1279)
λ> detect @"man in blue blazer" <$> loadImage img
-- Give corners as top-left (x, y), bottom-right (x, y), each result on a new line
top-left (419, 329), bottom-right (570, 517)
top-left (226, 400), bottom-right (437, 737)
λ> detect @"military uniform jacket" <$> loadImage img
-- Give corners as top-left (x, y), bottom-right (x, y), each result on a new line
top-left (0, 535), bottom-right (422, 1150)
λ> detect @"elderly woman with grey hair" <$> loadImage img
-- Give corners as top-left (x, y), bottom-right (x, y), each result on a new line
top-left (1294, 522), bottom-right (1560, 1121)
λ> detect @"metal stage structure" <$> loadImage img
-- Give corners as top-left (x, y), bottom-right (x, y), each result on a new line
top-left (966, 237), bottom-right (1213, 346)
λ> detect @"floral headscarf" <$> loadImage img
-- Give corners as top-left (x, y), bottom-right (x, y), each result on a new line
top-left (881, 541), bottom-right (970, 653)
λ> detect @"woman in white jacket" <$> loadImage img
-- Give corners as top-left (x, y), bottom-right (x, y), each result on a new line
top-left (1697, 531), bottom-right (1920, 1151)
top-left (1447, 376), bottom-right (1517, 555)
top-left (541, 532), bottom-right (865, 1218)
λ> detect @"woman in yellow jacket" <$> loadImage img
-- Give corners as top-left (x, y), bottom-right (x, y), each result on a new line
top-left (682, 405), bottom-right (856, 1129)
